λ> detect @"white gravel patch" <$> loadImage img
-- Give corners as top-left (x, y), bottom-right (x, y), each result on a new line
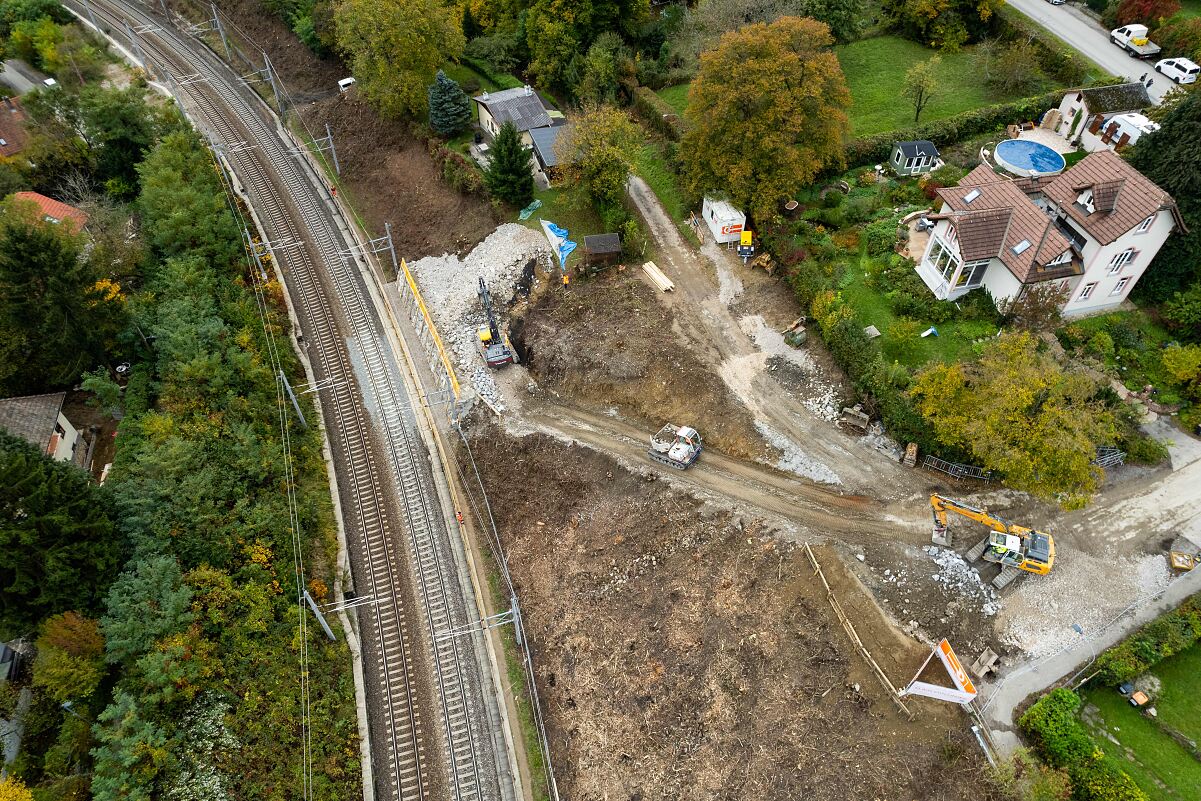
top-left (716, 262), bottom-right (744, 306)
top-left (755, 421), bottom-right (841, 485)
top-left (996, 547), bottom-right (1174, 658)
top-left (739, 315), bottom-right (841, 422)
top-left (924, 545), bottom-right (1000, 616)
top-left (406, 224), bottom-right (551, 409)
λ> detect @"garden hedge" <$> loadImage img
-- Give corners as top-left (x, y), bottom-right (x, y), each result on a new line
top-left (631, 86), bottom-right (687, 142)
top-left (1093, 595), bottom-right (1201, 684)
top-left (1019, 689), bottom-right (1149, 801)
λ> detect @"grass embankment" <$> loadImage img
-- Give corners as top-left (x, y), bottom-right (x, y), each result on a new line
top-left (655, 83), bottom-right (690, 116)
top-left (835, 36), bottom-right (1049, 136)
top-left (1080, 647), bottom-right (1201, 800)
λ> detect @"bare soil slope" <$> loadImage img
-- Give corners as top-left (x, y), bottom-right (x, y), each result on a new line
top-left (214, 0), bottom-right (498, 256)
top-left (514, 272), bottom-right (767, 459)
top-left (463, 424), bottom-right (994, 801)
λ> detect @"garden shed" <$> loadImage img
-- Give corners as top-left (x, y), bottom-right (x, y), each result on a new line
top-left (582, 233), bottom-right (622, 272)
top-left (891, 140), bottom-right (941, 176)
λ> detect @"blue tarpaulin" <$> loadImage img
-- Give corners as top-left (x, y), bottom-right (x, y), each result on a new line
top-left (539, 219), bottom-right (577, 271)
top-left (517, 199), bottom-right (542, 221)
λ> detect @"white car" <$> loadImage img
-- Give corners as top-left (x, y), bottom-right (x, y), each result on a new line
top-left (1155, 57), bottom-right (1200, 84)
top-left (1044, 0), bottom-right (1065, 5)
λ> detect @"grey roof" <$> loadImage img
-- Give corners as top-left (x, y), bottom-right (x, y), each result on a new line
top-left (584, 233), bottom-right (621, 254)
top-left (474, 86), bottom-right (551, 133)
top-left (896, 140), bottom-right (939, 158)
top-left (0, 392), bottom-right (65, 453)
top-left (529, 124), bottom-right (565, 168)
top-left (1078, 83), bottom-right (1152, 115)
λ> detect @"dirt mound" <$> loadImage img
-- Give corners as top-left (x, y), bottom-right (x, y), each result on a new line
top-left (461, 424), bottom-right (994, 801)
top-left (513, 272), bottom-right (766, 459)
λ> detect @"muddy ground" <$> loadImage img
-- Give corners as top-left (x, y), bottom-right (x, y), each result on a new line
top-left (513, 271), bottom-right (769, 460)
top-left (462, 423), bottom-right (997, 801)
top-left (213, 0), bottom-right (497, 257)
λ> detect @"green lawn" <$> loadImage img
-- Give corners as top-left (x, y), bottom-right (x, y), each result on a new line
top-left (835, 36), bottom-right (1046, 136)
top-left (1080, 682), bottom-right (1201, 800)
top-left (516, 185), bottom-right (604, 270)
top-left (1145, 642), bottom-right (1201, 745)
top-left (840, 261), bottom-right (998, 369)
top-left (655, 83), bottom-right (690, 116)
top-left (1178, 0), bottom-right (1201, 19)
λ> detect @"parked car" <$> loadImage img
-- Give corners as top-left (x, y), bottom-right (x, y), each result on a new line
top-left (1111, 24), bottom-right (1162, 59)
top-left (1155, 57), bottom-right (1200, 84)
top-left (1045, 0), bottom-right (1065, 5)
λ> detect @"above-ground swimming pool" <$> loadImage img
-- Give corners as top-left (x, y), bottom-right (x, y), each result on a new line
top-left (993, 139), bottom-right (1067, 177)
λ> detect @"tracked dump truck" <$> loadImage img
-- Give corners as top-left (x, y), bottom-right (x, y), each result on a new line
top-left (476, 276), bottom-right (517, 368)
top-left (930, 494), bottom-right (1055, 590)
top-left (648, 424), bottom-right (702, 470)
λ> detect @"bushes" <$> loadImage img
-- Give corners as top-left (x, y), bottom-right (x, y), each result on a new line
top-left (1093, 595), bottom-right (1201, 684)
top-left (426, 138), bottom-right (487, 197)
top-left (631, 86), bottom-right (687, 142)
top-left (845, 89), bottom-right (1070, 165)
top-left (1019, 688), bottom-right (1149, 801)
top-left (863, 218), bottom-right (899, 256)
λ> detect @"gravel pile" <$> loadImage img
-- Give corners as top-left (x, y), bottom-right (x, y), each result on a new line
top-left (740, 315), bottom-right (841, 422)
top-left (924, 545), bottom-right (1000, 616)
top-left (996, 547), bottom-right (1173, 657)
top-left (406, 224), bottom-right (551, 409)
top-left (755, 422), bottom-right (841, 485)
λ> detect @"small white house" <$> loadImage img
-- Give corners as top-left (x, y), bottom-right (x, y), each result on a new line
top-left (472, 86), bottom-right (564, 147)
top-left (701, 197), bottom-right (745, 244)
top-left (0, 392), bottom-right (81, 463)
top-left (1054, 83), bottom-right (1152, 152)
top-left (913, 150), bottom-right (1183, 317)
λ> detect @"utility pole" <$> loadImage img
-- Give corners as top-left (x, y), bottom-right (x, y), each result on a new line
top-left (263, 52), bottom-right (285, 112)
top-left (211, 3), bottom-right (232, 62)
top-left (123, 21), bottom-right (151, 74)
top-left (79, 0), bottom-right (99, 31)
top-left (303, 590), bottom-right (336, 641)
top-left (325, 123), bottom-right (341, 175)
top-left (279, 369), bottom-right (308, 429)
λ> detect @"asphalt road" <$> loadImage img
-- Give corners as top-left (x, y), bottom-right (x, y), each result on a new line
top-left (1006, 0), bottom-right (1174, 103)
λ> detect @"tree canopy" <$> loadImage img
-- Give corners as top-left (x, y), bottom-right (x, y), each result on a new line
top-left (524, 0), bottom-right (648, 91)
top-left (909, 332), bottom-right (1117, 508)
top-left (427, 69), bottom-right (471, 135)
top-left (902, 55), bottom-right (939, 124)
top-left (335, 0), bottom-right (465, 118)
top-left (882, 0), bottom-right (1002, 51)
top-left (0, 431), bottom-right (125, 639)
top-left (484, 120), bottom-right (534, 206)
top-left (681, 16), bottom-right (850, 220)
top-left (555, 104), bottom-right (641, 212)
top-left (1129, 89), bottom-right (1201, 301)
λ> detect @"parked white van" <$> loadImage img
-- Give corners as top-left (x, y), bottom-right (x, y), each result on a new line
top-left (1155, 57), bottom-right (1200, 84)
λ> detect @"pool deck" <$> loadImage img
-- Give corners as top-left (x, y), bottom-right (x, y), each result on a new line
top-left (1015, 128), bottom-right (1075, 155)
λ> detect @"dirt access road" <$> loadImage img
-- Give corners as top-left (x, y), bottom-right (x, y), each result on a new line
top-left (626, 176), bottom-right (924, 498)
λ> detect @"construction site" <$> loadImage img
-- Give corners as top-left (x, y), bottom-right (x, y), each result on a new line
top-left (186, 3), bottom-right (1201, 797)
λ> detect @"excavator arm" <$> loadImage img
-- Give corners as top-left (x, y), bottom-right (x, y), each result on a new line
top-left (930, 494), bottom-right (1009, 536)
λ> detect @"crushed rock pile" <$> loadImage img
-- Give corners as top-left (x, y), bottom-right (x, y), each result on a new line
top-left (755, 422), bottom-right (841, 485)
top-left (406, 224), bottom-right (551, 409)
top-left (739, 314), bottom-right (841, 422)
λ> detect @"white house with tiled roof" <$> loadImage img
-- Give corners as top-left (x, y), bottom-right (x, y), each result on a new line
top-left (914, 150), bottom-right (1183, 316)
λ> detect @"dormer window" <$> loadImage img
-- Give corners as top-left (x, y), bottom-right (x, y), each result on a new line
top-left (1135, 213), bottom-right (1155, 234)
top-left (1047, 250), bottom-right (1071, 267)
top-left (1077, 190), bottom-right (1095, 214)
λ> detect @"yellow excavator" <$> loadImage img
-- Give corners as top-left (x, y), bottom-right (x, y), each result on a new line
top-left (930, 494), bottom-right (1055, 590)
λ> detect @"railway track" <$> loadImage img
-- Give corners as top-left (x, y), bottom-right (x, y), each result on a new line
top-left (71, 3), bottom-right (496, 800)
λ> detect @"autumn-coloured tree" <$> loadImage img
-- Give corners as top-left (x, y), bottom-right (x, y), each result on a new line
top-left (902, 55), bottom-right (939, 124)
top-left (555, 104), bottom-right (642, 211)
top-left (681, 16), bottom-right (850, 221)
top-left (883, 0), bottom-right (1003, 51)
top-left (335, 0), bottom-right (465, 118)
top-left (0, 776), bottom-right (34, 801)
top-left (909, 332), bottom-right (1116, 508)
top-left (1116, 0), bottom-right (1181, 27)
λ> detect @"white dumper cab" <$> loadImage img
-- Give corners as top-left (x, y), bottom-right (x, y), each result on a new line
top-left (1111, 24), bottom-right (1161, 59)
top-left (648, 424), bottom-right (702, 470)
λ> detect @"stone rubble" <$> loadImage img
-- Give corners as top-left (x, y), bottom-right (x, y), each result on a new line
top-left (406, 224), bottom-right (551, 410)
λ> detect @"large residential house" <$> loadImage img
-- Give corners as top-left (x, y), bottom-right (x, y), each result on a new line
top-left (915, 150), bottom-right (1183, 316)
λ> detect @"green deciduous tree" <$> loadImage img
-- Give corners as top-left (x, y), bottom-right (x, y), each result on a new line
top-left (909, 332), bottom-right (1117, 508)
top-left (0, 432), bottom-right (124, 638)
top-left (576, 31), bottom-right (635, 105)
top-left (555, 104), bottom-right (640, 211)
top-left (682, 16), bottom-right (850, 221)
top-left (882, 0), bottom-right (1003, 51)
top-left (0, 195), bottom-right (128, 393)
top-left (335, 0), bottom-right (465, 118)
top-left (902, 55), bottom-right (939, 124)
top-left (427, 69), bottom-right (471, 136)
top-left (525, 0), bottom-right (648, 91)
top-left (1163, 283), bottom-right (1201, 340)
top-left (484, 120), bottom-right (533, 206)
top-left (1129, 90), bottom-right (1201, 301)
top-left (33, 611), bottom-right (106, 702)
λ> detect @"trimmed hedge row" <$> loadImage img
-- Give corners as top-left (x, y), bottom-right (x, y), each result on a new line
top-left (460, 56), bottom-right (524, 92)
top-left (1093, 595), bottom-right (1201, 684)
top-left (845, 89), bottom-right (1068, 166)
top-left (1019, 689), bottom-right (1149, 801)
top-left (631, 86), bottom-right (686, 142)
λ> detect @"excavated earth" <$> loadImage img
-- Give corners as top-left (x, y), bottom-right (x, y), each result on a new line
top-left (461, 422), bottom-right (997, 801)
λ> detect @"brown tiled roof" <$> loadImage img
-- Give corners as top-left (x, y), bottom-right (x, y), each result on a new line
top-left (10, 191), bottom-right (89, 232)
top-left (934, 175), bottom-right (1074, 283)
top-left (0, 392), bottom-right (65, 454)
top-left (0, 97), bottom-right (28, 158)
top-left (1042, 149), bottom-right (1182, 245)
top-left (956, 208), bottom-right (1012, 261)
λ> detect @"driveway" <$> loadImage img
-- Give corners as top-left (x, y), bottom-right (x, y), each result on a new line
top-left (1006, 0), bottom-right (1173, 103)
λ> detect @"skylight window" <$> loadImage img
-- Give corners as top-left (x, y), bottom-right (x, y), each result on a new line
top-left (963, 189), bottom-right (981, 204)
top-left (1012, 239), bottom-right (1031, 255)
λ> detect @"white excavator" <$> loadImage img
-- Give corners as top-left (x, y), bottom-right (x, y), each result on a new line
top-left (648, 424), bottom-right (702, 470)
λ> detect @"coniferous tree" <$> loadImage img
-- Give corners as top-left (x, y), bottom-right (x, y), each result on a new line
top-left (427, 69), bottom-right (472, 136)
top-left (484, 120), bottom-right (534, 206)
